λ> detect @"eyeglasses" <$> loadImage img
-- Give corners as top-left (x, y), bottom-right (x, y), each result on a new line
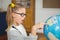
top-left (14, 12), bottom-right (26, 17)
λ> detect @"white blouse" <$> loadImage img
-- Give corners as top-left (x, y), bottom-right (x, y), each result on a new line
top-left (11, 24), bottom-right (27, 37)
top-left (7, 24), bottom-right (38, 40)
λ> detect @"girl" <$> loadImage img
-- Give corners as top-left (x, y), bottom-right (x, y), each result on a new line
top-left (6, 3), bottom-right (44, 40)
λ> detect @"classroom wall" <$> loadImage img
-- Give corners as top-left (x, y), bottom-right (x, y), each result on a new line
top-left (35, 0), bottom-right (60, 24)
top-left (0, 0), bottom-right (1, 8)
top-left (1, 0), bottom-right (11, 11)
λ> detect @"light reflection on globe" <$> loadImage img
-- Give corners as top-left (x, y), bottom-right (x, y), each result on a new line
top-left (44, 15), bottom-right (60, 40)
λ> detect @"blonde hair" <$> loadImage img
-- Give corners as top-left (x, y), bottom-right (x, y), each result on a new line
top-left (6, 3), bottom-right (25, 31)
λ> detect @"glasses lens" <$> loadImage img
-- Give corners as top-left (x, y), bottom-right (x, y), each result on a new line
top-left (20, 13), bottom-right (26, 17)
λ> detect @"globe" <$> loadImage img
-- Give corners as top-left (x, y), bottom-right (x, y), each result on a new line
top-left (44, 15), bottom-right (60, 40)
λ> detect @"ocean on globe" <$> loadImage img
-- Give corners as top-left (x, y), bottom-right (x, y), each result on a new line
top-left (44, 15), bottom-right (60, 40)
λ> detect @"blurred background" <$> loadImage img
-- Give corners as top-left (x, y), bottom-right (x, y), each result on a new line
top-left (0, 0), bottom-right (60, 40)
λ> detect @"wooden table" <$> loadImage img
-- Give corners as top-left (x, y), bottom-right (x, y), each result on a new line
top-left (0, 33), bottom-right (7, 40)
top-left (37, 33), bottom-right (47, 40)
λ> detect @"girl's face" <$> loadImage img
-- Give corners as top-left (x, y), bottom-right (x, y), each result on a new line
top-left (12, 8), bottom-right (26, 24)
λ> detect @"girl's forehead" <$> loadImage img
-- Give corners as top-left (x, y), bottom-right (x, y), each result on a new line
top-left (16, 8), bottom-right (26, 13)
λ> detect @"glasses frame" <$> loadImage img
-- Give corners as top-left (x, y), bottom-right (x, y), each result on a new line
top-left (14, 12), bottom-right (26, 17)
